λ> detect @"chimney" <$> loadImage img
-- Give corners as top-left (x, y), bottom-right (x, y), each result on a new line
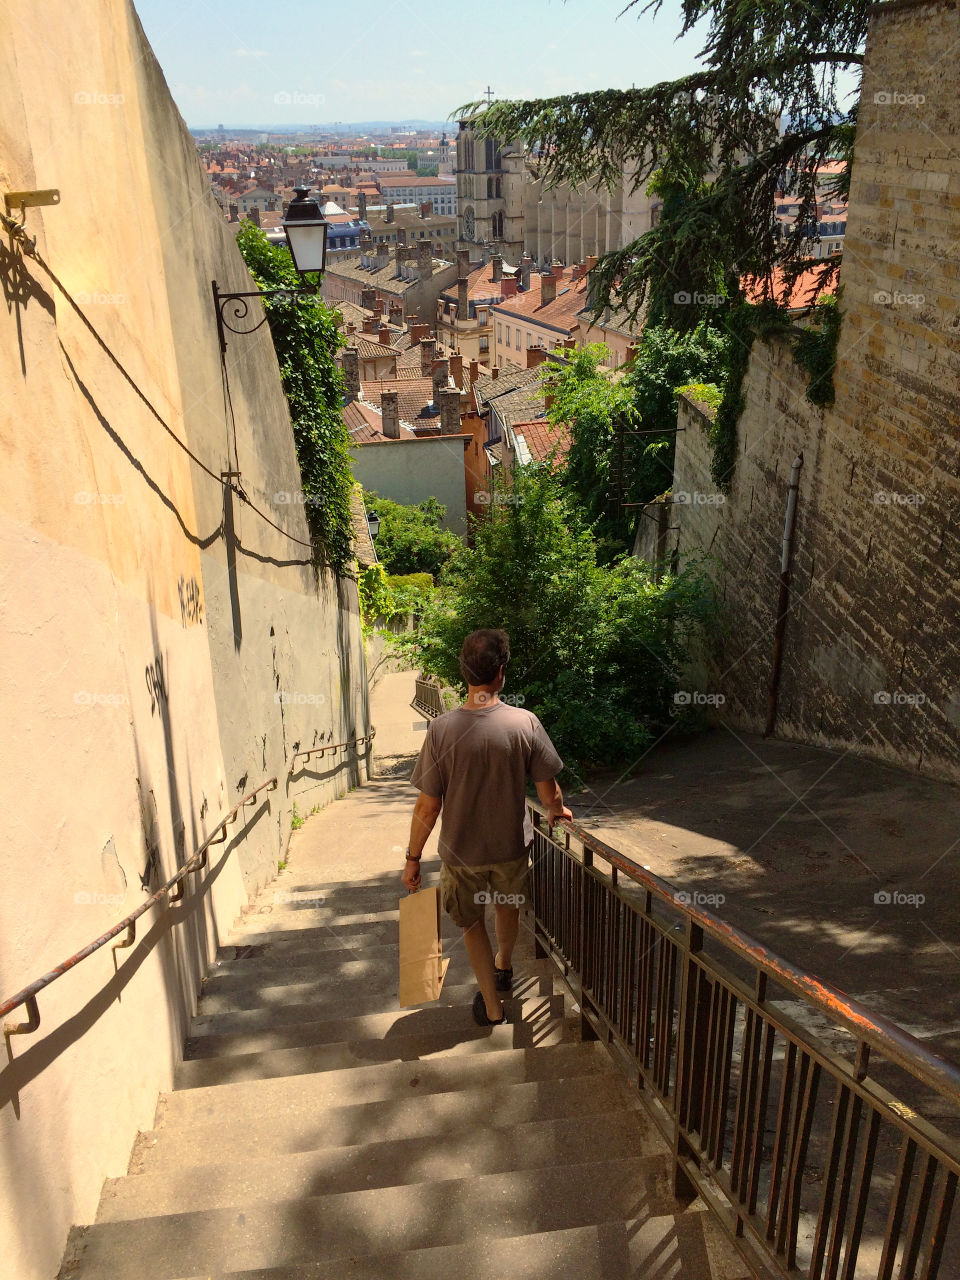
top-left (584, 254), bottom-right (599, 273)
top-left (457, 277), bottom-right (470, 318)
top-left (526, 346), bottom-right (549, 369)
top-left (266, 198), bottom-right (277, 213)
top-left (500, 277), bottom-right (518, 299)
top-left (456, 248), bottom-right (471, 277)
top-left (358, 191), bottom-right (367, 220)
top-left (397, 227), bottom-right (407, 246)
top-left (373, 296), bottom-right (384, 315)
top-left (360, 228), bottom-right (374, 248)
top-left (419, 200), bottom-right (433, 217)
top-left (432, 358), bottom-right (450, 409)
top-left (228, 203), bottom-right (239, 222)
top-left (540, 270), bottom-right (557, 305)
top-left (417, 240), bottom-right (433, 278)
top-left (345, 322), bottom-right (356, 334)
top-left (361, 287), bottom-right (377, 311)
top-left (439, 386), bottom-right (461, 435)
top-left (469, 358), bottom-right (480, 384)
top-left (248, 207), bottom-right (261, 227)
top-left (376, 243), bottom-right (390, 270)
top-left (492, 254), bottom-right (503, 283)
top-left (341, 348), bottom-right (360, 401)
top-left (389, 300), bottom-right (404, 326)
top-left (378, 325), bottom-right (392, 345)
top-left (420, 337), bottom-right (437, 376)
top-left (381, 389), bottom-right (401, 439)
top-left (395, 243), bottom-right (405, 276)
top-left (519, 253), bottom-right (532, 291)
top-left (385, 203), bottom-right (395, 223)
top-left (449, 353), bottom-right (464, 385)
top-left (408, 321), bottom-right (429, 346)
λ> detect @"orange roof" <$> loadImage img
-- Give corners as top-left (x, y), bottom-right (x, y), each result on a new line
top-left (440, 259), bottom-right (504, 304)
top-left (511, 418), bottom-right (571, 466)
top-left (493, 267), bottom-right (589, 332)
top-left (742, 267), bottom-right (834, 312)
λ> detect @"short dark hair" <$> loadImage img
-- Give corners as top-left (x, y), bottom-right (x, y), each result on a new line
top-left (459, 628), bottom-right (510, 686)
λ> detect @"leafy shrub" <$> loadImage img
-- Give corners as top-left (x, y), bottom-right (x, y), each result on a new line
top-left (402, 467), bottom-right (714, 775)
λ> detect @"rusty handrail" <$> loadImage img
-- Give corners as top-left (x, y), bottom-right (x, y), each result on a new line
top-left (537, 805), bottom-right (960, 1103)
top-left (529, 803), bottom-right (960, 1278)
top-left (288, 728), bottom-right (376, 771)
top-left (0, 777), bottom-right (278, 1038)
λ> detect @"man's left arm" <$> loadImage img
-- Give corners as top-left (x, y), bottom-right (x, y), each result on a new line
top-left (402, 792), bottom-right (442, 890)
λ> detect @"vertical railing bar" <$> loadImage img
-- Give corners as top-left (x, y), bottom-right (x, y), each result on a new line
top-left (714, 991), bottom-right (739, 1169)
top-left (699, 980), bottom-right (723, 1154)
top-left (918, 1169), bottom-right (958, 1280)
top-left (781, 1056), bottom-right (822, 1269)
top-left (877, 1136), bottom-right (917, 1280)
top-left (767, 1039), bottom-right (799, 1241)
top-left (824, 1094), bottom-right (863, 1280)
top-left (839, 1108), bottom-right (881, 1280)
top-left (900, 1152), bottom-right (938, 1280)
top-left (810, 1081), bottom-right (853, 1280)
top-left (746, 1020), bottom-right (777, 1216)
top-left (731, 1005), bottom-right (760, 1191)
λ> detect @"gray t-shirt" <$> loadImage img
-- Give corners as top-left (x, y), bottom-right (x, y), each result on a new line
top-left (410, 701), bottom-right (564, 868)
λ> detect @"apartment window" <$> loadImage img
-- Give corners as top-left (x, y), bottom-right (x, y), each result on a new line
top-left (497, 322), bottom-right (502, 343)
top-left (505, 327), bottom-right (511, 348)
top-left (479, 336), bottom-right (489, 352)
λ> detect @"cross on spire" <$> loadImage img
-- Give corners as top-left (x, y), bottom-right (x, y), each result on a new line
top-left (483, 85), bottom-right (495, 103)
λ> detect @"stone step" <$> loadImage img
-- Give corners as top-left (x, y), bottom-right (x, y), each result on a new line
top-left (191, 971), bottom-right (560, 1035)
top-left (185, 992), bottom-right (566, 1058)
top-left (133, 1070), bottom-right (643, 1173)
top-left (156, 1213), bottom-right (753, 1280)
top-left (62, 1154), bottom-right (679, 1279)
top-left (101, 1109), bottom-right (663, 1222)
top-left (148, 1224), bottom-right (609, 1280)
top-left (161, 1039), bottom-right (614, 1126)
top-left (227, 905), bottom-right (400, 936)
top-left (197, 960), bottom-right (559, 1014)
top-left (174, 1009), bottom-right (577, 1089)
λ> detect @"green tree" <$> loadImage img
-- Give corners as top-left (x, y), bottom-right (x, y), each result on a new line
top-left (542, 327), bottom-right (729, 553)
top-left (362, 491), bottom-right (462, 578)
top-left (460, 0), bottom-right (865, 324)
top-left (235, 222), bottom-right (355, 573)
top-left (405, 468), bottom-right (713, 773)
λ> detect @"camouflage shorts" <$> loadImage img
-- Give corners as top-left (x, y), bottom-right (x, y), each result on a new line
top-left (439, 855), bottom-right (530, 928)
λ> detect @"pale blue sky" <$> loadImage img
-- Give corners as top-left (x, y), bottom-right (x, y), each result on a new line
top-left (133, 0), bottom-right (712, 128)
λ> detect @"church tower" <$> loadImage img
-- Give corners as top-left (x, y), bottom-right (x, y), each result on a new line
top-left (455, 118), bottom-right (524, 263)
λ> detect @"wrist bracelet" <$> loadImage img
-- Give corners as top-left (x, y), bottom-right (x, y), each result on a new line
top-left (405, 853), bottom-right (421, 862)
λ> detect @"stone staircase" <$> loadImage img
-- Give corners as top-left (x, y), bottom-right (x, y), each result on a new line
top-left (60, 868), bottom-right (754, 1280)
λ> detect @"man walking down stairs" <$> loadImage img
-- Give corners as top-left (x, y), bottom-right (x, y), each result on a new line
top-left (59, 670), bottom-right (751, 1280)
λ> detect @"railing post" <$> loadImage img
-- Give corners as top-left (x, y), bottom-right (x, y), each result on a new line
top-left (672, 919), bottom-right (704, 1202)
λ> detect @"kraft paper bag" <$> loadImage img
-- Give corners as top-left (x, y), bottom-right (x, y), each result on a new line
top-left (398, 886), bottom-right (450, 1007)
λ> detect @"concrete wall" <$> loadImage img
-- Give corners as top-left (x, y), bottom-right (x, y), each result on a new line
top-left (669, 0), bottom-right (960, 783)
top-left (350, 437), bottom-right (469, 535)
top-left (0, 4), bottom-right (368, 1277)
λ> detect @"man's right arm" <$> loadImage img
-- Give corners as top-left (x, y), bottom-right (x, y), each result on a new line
top-left (536, 777), bottom-right (573, 830)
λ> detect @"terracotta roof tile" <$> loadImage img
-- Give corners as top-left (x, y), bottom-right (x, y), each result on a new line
top-left (361, 376), bottom-right (447, 425)
top-left (511, 418), bottom-right (571, 465)
top-left (492, 267), bottom-right (589, 331)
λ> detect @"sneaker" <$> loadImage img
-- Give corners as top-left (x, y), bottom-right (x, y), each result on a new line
top-left (472, 990), bottom-right (507, 1026)
top-left (494, 965), bottom-right (513, 992)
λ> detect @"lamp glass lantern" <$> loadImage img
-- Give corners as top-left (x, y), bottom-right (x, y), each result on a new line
top-left (366, 510), bottom-right (381, 539)
top-left (283, 187), bottom-right (330, 278)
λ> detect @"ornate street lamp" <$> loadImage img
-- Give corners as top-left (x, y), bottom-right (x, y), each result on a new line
top-left (212, 188), bottom-right (330, 354)
top-left (366, 510), bottom-right (381, 539)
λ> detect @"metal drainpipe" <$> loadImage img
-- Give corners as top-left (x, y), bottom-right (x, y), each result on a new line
top-left (764, 452), bottom-right (804, 737)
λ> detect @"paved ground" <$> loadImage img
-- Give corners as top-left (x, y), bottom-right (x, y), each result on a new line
top-left (344, 669), bottom-right (960, 1067)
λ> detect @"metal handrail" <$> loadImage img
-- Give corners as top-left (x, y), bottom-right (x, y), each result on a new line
top-left (288, 729), bottom-right (376, 771)
top-left (0, 777), bottom-right (279, 1038)
top-left (529, 803), bottom-right (960, 1279)
top-left (539, 806), bottom-right (960, 1103)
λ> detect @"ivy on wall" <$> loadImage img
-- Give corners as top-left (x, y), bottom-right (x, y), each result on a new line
top-left (235, 223), bottom-right (355, 574)
top-left (710, 296), bottom-right (841, 492)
